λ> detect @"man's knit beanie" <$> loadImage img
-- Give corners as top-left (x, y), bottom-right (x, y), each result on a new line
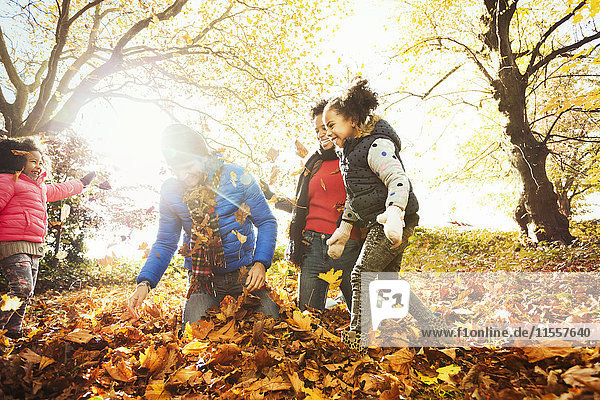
top-left (161, 124), bottom-right (210, 166)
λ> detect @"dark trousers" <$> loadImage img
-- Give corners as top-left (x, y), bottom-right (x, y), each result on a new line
top-left (183, 269), bottom-right (279, 324)
top-left (298, 230), bottom-right (360, 311)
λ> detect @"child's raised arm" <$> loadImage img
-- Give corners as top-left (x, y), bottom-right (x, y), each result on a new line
top-left (46, 179), bottom-right (84, 202)
top-left (46, 172), bottom-right (95, 202)
top-left (0, 175), bottom-right (16, 212)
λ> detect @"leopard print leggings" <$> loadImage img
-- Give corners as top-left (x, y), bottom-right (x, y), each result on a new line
top-left (344, 214), bottom-right (443, 349)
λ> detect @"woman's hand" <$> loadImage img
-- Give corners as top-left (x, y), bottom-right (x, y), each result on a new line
top-left (246, 262), bottom-right (266, 292)
top-left (127, 283), bottom-right (150, 320)
top-left (376, 205), bottom-right (405, 246)
top-left (326, 220), bottom-right (353, 259)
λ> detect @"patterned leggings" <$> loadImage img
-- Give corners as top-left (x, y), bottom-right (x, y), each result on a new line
top-left (346, 214), bottom-right (438, 347)
top-left (0, 253), bottom-right (39, 335)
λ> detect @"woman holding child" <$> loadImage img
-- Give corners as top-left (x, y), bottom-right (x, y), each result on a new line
top-left (288, 100), bottom-right (362, 312)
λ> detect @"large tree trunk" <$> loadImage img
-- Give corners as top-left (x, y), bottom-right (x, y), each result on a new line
top-left (554, 179), bottom-right (573, 219)
top-left (509, 130), bottom-right (573, 243)
top-left (493, 73), bottom-right (574, 244)
top-left (485, 0), bottom-right (574, 244)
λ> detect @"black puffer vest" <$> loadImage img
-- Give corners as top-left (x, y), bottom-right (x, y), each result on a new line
top-left (340, 119), bottom-right (419, 224)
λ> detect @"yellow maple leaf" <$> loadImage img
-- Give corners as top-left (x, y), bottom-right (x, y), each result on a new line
top-left (234, 203), bottom-right (251, 225)
top-left (318, 268), bottom-right (342, 290)
top-left (145, 380), bottom-right (172, 400)
top-left (418, 371), bottom-right (438, 385)
top-left (436, 364), bottom-right (461, 383)
top-left (291, 310), bottom-right (312, 330)
top-left (303, 387), bottom-right (327, 400)
top-left (1, 294), bottom-right (22, 312)
top-left (103, 359), bottom-right (135, 382)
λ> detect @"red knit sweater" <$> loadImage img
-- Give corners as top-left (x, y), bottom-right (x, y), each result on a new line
top-left (304, 160), bottom-right (361, 240)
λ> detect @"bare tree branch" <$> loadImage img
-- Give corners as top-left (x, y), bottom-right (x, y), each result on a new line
top-left (21, 0), bottom-right (72, 135)
top-left (39, 3), bottom-right (107, 126)
top-left (443, 141), bottom-right (503, 181)
top-left (526, 0), bottom-right (587, 76)
top-left (382, 64), bottom-right (466, 111)
top-left (0, 25), bottom-right (29, 129)
top-left (543, 108), bottom-right (571, 143)
top-left (433, 37), bottom-right (494, 83)
top-left (66, 0), bottom-right (104, 26)
top-left (548, 134), bottom-right (600, 143)
top-left (39, 0), bottom-right (189, 133)
top-left (191, 4), bottom-right (233, 44)
top-left (422, 64), bottom-right (463, 99)
top-left (27, 60), bottom-right (49, 92)
top-left (0, 86), bottom-right (10, 117)
top-left (529, 31), bottom-right (600, 75)
top-left (112, 0), bottom-right (186, 55)
top-left (0, 26), bottom-right (27, 92)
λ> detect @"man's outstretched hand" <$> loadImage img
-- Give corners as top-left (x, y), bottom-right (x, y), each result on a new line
top-left (246, 262), bottom-right (266, 292)
top-left (127, 283), bottom-right (150, 320)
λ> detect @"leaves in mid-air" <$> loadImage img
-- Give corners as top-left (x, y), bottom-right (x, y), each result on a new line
top-left (0, 294), bottom-right (22, 312)
top-left (295, 140), bottom-right (308, 158)
top-left (232, 230), bottom-right (247, 244)
top-left (97, 180), bottom-right (112, 190)
top-left (234, 203), bottom-right (251, 225)
top-left (266, 148), bottom-right (279, 163)
top-left (318, 268), bottom-right (343, 290)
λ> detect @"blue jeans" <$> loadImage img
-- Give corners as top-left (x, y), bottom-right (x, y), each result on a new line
top-left (0, 253), bottom-right (39, 335)
top-left (298, 230), bottom-right (361, 311)
top-left (183, 269), bottom-right (280, 324)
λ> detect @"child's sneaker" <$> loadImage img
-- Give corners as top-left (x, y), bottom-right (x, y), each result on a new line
top-left (5, 330), bottom-right (22, 340)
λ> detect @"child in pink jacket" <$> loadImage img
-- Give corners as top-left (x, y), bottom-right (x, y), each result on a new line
top-left (0, 138), bottom-right (95, 339)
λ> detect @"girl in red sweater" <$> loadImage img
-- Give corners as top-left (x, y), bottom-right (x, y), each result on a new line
top-left (0, 138), bottom-right (94, 339)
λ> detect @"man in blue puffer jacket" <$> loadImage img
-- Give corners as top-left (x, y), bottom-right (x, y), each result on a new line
top-left (127, 124), bottom-right (279, 323)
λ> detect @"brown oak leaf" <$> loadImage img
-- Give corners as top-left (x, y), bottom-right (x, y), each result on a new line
top-left (234, 203), bottom-right (251, 225)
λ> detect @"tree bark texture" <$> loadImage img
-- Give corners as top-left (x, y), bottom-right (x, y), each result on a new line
top-left (486, 0), bottom-right (574, 243)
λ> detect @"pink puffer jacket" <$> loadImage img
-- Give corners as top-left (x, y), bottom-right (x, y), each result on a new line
top-left (0, 172), bottom-right (84, 243)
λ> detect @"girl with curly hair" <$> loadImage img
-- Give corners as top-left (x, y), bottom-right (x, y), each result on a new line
top-left (0, 138), bottom-right (95, 339)
top-left (323, 79), bottom-right (442, 351)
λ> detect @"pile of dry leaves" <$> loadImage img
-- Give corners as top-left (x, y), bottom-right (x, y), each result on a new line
top-left (1, 273), bottom-right (599, 399)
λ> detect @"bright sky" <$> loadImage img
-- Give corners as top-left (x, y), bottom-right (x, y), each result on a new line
top-left (70, 0), bottom-right (598, 259)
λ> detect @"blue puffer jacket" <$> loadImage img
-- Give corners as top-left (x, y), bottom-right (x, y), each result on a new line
top-left (137, 163), bottom-right (277, 288)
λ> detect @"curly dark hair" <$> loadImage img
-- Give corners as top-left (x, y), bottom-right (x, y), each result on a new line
top-left (326, 79), bottom-right (379, 125)
top-left (0, 138), bottom-right (41, 173)
top-left (310, 99), bottom-right (329, 119)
